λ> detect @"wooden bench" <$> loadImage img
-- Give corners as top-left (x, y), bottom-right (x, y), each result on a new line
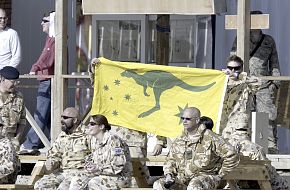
top-left (0, 184), bottom-right (34, 190)
top-left (18, 155), bottom-right (47, 164)
top-left (127, 156), bottom-right (273, 190)
top-left (0, 164), bottom-right (43, 189)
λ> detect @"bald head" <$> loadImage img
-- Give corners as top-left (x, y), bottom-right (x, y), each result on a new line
top-left (0, 8), bottom-right (8, 31)
top-left (182, 107), bottom-right (201, 134)
top-left (184, 107), bottom-right (201, 118)
top-left (61, 107), bottom-right (79, 118)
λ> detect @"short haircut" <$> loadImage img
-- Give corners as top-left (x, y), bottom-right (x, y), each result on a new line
top-left (200, 116), bottom-right (214, 130)
top-left (91, 114), bottom-right (111, 131)
top-left (227, 55), bottom-right (244, 66)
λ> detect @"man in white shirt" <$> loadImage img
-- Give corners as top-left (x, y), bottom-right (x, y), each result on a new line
top-left (0, 8), bottom-right (21, 69)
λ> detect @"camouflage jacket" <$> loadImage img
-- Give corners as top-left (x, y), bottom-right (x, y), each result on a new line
top-left (164, 125), bottom-right (239, 183)
top-left (0, 137), bottom-right (20, 182)
top-left (111, 125), bottom-right (167, 149)
top-left (220, 72), bottom-right (261, 131)
top-left (231, 33), bottom-right (280, 88)
top-left (47, 129), bottom-right (91, 170)
top-left (88, 131), bottom-right (132, 178)
top-left (0, 90), bottom-right (26, 137)
top-left (227, 131), bottom-right (266, 160)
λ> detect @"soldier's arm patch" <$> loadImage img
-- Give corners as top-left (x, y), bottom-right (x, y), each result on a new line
top-left (114, 147), bottom-right (124, 155)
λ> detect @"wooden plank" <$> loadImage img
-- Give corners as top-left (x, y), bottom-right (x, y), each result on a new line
top-left (25, 108), bottom-right (51, 149)
top-left (29, 161), bottom-right (46, 185)
top-left (223, 165), bottom-right (269, 181)
top-left (156, 15), bottom-right (170, 66)
top-left (53, 0), bottom-right (68, 142)
top-left (19, 155), bottom-right (47, 162)
top-left (0, 184), bottom-right (34, 190)
top-left (225, 14), bottom-right (269, 29)
top-left (258, 76), bottom-right (290, 81)
top-left (19, 75), bottom-right (53, 79)
top-left (237, 0), bottom-right (250, 73)
top-left (82, 0), bottom-right (226, 15)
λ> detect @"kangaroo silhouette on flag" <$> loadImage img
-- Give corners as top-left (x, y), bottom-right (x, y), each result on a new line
top-left (121, 69), bottom-right (215, 118)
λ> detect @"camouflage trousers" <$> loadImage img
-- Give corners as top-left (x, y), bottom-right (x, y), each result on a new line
top-left (129, 146), bottom-right (155, 187)
top-left (255, 88), bottom-right (278, 149)
top-left (34, 169), bottom-right (88, 190)
top-left (0, 172), bottom-right (18, 184)
top-left (69, 174), bottom-right (131, 190)
top-left (153, 174), bottom-right (221, 190)
top-left (221, 113), bottom-right (249, 141)
top-left (267, 164), bottom-right (289, 190)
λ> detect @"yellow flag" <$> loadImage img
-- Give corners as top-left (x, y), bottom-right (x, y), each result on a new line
top-left (91, 57), bottom-right (227, 137)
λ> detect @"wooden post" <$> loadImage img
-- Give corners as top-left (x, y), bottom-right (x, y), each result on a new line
top-left (156, 15), bottom-right (170, 65)
top-left (237, 0), bottom-right (250, 72)
top-left (53, 0), bottom-right (68, 142)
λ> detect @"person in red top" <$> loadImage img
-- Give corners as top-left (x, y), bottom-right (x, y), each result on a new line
top-left (20, 11), bottom-right (55, 153)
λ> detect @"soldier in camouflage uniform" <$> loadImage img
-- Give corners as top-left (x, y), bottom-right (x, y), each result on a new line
top-left (228, 126), bottom-right (289, 189)
top-left (70, 114), bottom-right (132, 189)
top-left (153, 107), bottom-right (239, 190)
top-left (221, 55), bottom-right (261, 140)
top-left (0, 66), bottom-right (26, 151)
top-left (231, 11), bottom-right (280, 153)
top-left (34, 107), bottom-right (91, 190)
top-left (89, 58), bottom-right (166, 186)
top-left (0, 118), bottom-right (21, 184)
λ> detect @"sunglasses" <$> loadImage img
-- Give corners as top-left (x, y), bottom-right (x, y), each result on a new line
top-left (42, 19), bottom-right (50, 23)
top-left (181, 117), bottom-right (196, 121)
top-left (227, 66), bottom-right (241, 71)
top-left (88, 122), bottom-right (96, 125)
top-left (61, 115), bottom-right (73, 119)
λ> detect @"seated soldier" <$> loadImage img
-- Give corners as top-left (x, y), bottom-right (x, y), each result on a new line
top-left (228, 124), bottom-right (289, 190)
top-left (153, 107), bottom-right (239, 190)
top-left (34, 107), bottom-right (91, 190)
top-left (0, 66), bottom-right (26, 151)
top-left (0, 118), bottom-right (21, 184)
top-left (70, 114), bottom-right (132, 189)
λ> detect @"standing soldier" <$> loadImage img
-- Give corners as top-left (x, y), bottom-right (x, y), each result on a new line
top-left (231, 10), bottom-right (280, 153)
top-left (221, 55), bottom-right (260, 139)
top-left (153, 107), bottom-right (239, 190)
top-left (0, 118), bottom-right (20, 184)
top-left (0, 66), bottom-right (26, 150)
top-left (34, 107), bottom-right (91, 190)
